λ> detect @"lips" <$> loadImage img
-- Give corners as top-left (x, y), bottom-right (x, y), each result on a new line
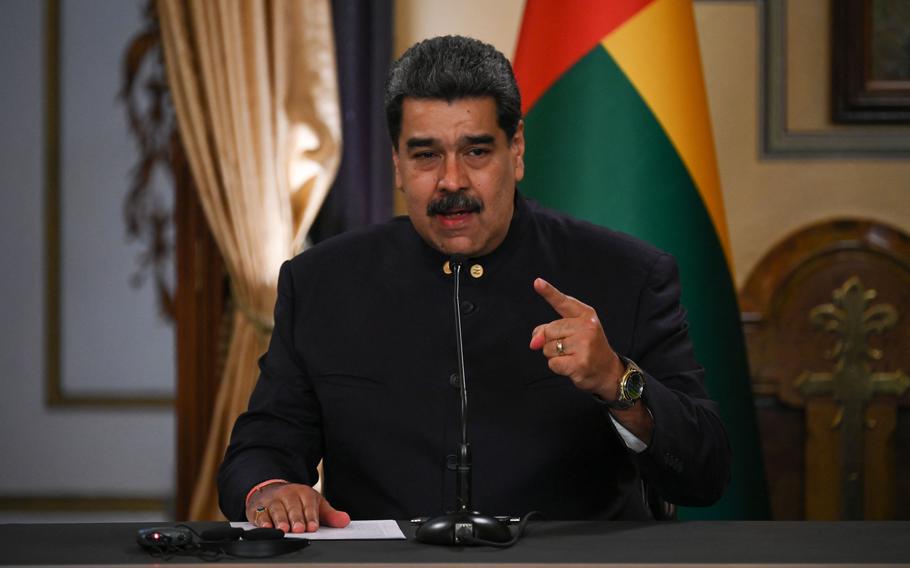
top-left (437, 209), bottom-right (475, 228)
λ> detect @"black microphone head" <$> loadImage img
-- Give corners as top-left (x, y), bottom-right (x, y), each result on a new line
top-left (200, 526), bottom-right (244, 541)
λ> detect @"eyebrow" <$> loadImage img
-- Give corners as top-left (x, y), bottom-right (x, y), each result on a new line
top-left (464, 134), bottom-right (495, 145)
top-left (405, 134), bottom-right (496, 149)
top-left (406, 137), bottom-right (436, 149)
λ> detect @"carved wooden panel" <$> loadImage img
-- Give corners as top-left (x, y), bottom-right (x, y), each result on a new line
top-left (740, 220), bottom-right (910, 520)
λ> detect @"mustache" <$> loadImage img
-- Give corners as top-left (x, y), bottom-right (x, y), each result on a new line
top-left (426, 191), bottom-right (483, 216)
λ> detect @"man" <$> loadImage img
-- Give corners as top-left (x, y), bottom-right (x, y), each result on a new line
top-left (218, 35), bottom-right (730, 533)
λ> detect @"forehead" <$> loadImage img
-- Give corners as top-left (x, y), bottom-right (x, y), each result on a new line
top-left (399, 97), bottom-right (501, 140)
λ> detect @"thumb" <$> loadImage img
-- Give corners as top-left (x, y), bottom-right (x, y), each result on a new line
top-left (319, 497), bottom-right (351, 528)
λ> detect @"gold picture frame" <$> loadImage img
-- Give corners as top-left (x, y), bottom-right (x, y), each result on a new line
top-left (44, 0), bottom-right (172, 408)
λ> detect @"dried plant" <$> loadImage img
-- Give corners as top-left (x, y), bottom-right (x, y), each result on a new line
top-left (119, 0), bottom-right (175, 320)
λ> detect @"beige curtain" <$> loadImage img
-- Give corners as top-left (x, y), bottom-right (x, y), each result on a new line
top-left (157, 0), bottom-right (341, 520)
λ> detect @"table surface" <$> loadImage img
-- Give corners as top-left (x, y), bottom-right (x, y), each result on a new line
top-left (1, 520), bottom-right (908, 566)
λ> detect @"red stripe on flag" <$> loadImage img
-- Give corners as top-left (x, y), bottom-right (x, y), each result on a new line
top-left (513, 0), bottom-right (654, 115)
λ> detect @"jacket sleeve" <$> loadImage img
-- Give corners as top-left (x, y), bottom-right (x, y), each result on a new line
top-left (629, 253), bottom-right (732, 506)
top-left (217, 260), bottom-right (323, 521)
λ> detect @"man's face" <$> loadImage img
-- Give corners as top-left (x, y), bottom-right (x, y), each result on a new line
top-left (393, 97), bottom-right (524, 258)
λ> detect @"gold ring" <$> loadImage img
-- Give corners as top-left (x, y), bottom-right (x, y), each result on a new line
top-left (254, 505), bottom-right (267, 523)
top-left (556, 338), bottom-right (566, 356)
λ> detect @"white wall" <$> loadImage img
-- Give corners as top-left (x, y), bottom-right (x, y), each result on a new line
top-left (0, 0), bottom-right (174, 521)
top-left (394, 0), bottom-right (525, 58)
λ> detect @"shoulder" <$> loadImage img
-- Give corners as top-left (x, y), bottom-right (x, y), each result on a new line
top-left (524, 197), bottom-right (670, 277)
top-left (285, 216), bottom-right (414, 273)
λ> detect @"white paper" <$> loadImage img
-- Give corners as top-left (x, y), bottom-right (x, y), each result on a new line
top-left (230, 520), bottom-right (406, 540)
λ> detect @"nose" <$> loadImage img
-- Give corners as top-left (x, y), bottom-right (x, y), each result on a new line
top-left (437, 154), bottom-right (467, 192)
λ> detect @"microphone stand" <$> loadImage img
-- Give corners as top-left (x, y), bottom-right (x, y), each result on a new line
top-left (414, 257), bottom-right (512, 546)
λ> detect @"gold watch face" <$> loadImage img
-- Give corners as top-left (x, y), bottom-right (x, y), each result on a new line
top-left (621, 365), bottom-right (644, 402)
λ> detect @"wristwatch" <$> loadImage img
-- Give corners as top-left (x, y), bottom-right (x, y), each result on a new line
top-left (605, 357), bottom-right (645, 410)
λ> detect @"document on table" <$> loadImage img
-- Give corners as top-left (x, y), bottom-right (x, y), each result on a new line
top-left (230, 520), bottom-right (406, 540)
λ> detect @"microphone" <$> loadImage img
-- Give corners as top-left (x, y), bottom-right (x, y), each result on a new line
top-left (198, 525), bottom-right (308, 558)
top-left (414, 255), bottom-right (512, 546)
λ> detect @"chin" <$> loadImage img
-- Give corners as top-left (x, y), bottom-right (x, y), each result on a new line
top-left (431, 235), bottom-right (471, 256)
top-left (439, 243), bottom-right (479, 258)
top-left (441, 247), bottom-right (473, 258)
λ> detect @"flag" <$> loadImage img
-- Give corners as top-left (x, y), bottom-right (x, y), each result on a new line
top-left (514, 0), bottom-right (770, 519)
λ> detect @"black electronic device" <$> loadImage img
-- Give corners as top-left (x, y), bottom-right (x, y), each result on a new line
top-left (414, 256), bottom-right (514, 546)
top-left (137, 524), bottom-right (308, 560)
top-left (200, 526), bottom-right (284, 541)
top-left (137, 526), bottom-right (195, 550)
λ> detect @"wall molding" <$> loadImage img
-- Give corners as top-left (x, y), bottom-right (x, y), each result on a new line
top-left (43, 0), bottom-right (173, 408)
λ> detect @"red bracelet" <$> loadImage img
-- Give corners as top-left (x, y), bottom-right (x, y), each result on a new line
top-left (245, 479), bottom-right (289, 507)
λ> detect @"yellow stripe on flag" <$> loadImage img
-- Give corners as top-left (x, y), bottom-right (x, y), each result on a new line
top-left (601, 0), bottom-right (731, 267)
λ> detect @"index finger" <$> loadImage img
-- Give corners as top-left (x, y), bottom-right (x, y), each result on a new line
top-left (534, 277), bottom-right (586, 318)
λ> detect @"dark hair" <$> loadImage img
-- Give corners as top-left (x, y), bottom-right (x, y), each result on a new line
top-left (384, 35), bottom-right (522, 149)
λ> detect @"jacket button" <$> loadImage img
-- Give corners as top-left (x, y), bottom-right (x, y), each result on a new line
top-left (446, 454), bottom-right (457, 470)
top-left (449, 373), bottom-right (459, 388)
top-left (460, 300), bottom-right (476, 314)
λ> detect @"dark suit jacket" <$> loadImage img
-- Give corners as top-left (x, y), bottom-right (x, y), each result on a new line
top-left (218, 195), bottom-right (731, 521)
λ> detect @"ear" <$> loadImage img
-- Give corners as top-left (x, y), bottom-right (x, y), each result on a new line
top-left (392, 149), bottom-right (403, 190)
top-left (512, 120), bottom-right (525, 182)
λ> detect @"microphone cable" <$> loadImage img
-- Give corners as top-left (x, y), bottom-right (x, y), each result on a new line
top-left (460, 511), bottom-right (545, 548)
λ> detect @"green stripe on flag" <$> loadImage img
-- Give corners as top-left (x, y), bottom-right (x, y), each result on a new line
top-left (522, 45), bottom-right (770, 519)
